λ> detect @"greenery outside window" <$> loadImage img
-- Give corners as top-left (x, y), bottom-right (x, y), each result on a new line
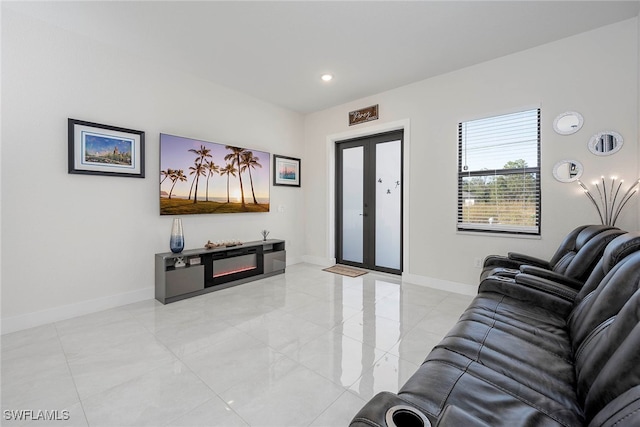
top-left (457, 108), bottom-right (541, 235)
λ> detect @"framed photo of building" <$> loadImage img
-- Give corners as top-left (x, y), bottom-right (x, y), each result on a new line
top-left (273, 154), bottom-right (301, 187)
top-left (68, 118), bottom-right (145, 178)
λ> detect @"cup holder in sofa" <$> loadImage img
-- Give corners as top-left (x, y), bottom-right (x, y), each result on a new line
top-left (385, 405), bottom-right (431, 427)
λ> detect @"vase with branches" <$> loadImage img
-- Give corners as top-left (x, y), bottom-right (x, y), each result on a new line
top-left (577, 176), bottom-right (640, 226)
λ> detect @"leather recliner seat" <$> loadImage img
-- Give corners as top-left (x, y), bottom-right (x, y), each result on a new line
top-left (350, 245), bottom-right (640, 427)
top-left (480, 232), bottom-right (640, 315)
top-left (480, 225), bottom-right (622, 286)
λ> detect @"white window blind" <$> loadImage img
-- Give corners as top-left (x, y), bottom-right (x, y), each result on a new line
top-left (457, 109), bottom-right (541, 235)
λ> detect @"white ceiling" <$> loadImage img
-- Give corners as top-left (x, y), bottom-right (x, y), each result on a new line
top-left (5, 1), bottom-right (640, 113)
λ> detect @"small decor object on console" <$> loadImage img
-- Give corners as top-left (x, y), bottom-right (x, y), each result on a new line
top-left (577, 176), bottom-right (640, 226)
top-left (204, 239), bottom-right (242, 249)
top-left (261, 229), bottom-right (270, 241)
top-left (170, 218), bottom-right (185, 253)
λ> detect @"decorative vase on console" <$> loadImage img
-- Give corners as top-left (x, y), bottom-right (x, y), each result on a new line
top-left (170, 218), bottom-right (184, 253)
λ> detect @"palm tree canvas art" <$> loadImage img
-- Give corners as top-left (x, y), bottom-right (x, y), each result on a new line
top-left (159, 134), bottom-right (270, 215)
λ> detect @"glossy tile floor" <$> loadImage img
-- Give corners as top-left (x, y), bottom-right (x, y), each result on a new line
top-left (1, 263), bottom-right (474, 427)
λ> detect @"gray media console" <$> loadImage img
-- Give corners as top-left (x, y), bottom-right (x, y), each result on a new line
top-left (155, 239), bottom-right (285, 304)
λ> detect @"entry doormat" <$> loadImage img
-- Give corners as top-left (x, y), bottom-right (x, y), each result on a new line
top-left (323, 265), bottom-right (368, 278)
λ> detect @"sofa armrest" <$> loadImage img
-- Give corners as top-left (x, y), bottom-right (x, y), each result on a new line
top-left (435, 405), bottom-right (491, 427)
top-left (519, 265), bottom-right (584, 290)
top-left (487, 267), bottom-right (521, 278)
top-left (349, 392), bottom-right (433, 427)
top-left (482, 255), bottom-right (524, 270)
top-left (507, 252), bottom-right (551, 269)
top-left (479, 275), bottom-right (574, 317)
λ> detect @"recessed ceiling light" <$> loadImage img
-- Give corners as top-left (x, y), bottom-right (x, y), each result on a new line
top-left (321, 74), bottom-right (333, 82)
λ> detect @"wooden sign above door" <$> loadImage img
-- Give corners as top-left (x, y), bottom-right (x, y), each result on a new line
top-left (348, 104), bottom-right (379, 126)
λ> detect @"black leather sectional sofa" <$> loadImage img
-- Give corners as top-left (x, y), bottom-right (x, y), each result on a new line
top-left (350, 227), bottom-right (640, 427)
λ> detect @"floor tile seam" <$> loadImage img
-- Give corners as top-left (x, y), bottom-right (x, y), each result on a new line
top-left (124, 305), bottom-right (194, 339)
top-left (171, 322), bottom-right (251, 361)
top-left (1, 344), bottom-right (72, 384)
top-left (217, 350), bottom-right (343, 420)
top-left (288, 303), bottom-right (362, 330)
top-left (160, 370), bottom-right (250, 427)
top-left (328, 324), bottom-right (397, 353)
top-left (284, 357), bottom-right (357, 393)
top-left (393, 350), bottom-right (428, 367)
top-left (180, 354), bottom-right (252, 398)
top-left (59, 327), bottom-right (166, 361)
top-left (79, 358), bottom-right (214, 425)
top-left (52, 322), bottom-right (91, 426)
top-left (54, 307), bottom-right (139, 339)
top-left (352, 307), bottom-right (420, 329)
top-left (150, 317), bottom-right (238, 351)
top-left (294, 288), bottom-right (343, 303)
top-left (304, 389), bottom-right (353, 427)
top-left (392, 306), bottom-right (441, 339)
top-left (292, 341), bottom-right (389, 392)
top-left (275, 296), bottom-right (328, 314)
top-left (69, 339), bottom-right (180, 403)
top-left (379, 348), bottom-right (422, 376)
top-left (345, 349), bottom-right (420, 393)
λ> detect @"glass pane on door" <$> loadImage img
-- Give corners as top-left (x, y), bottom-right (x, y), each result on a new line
top-left (375, 140), bottom-right (401, 270)
top-left (342, 146), bottom-right (364, 263)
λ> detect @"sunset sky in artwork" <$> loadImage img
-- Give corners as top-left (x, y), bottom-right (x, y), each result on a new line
top-left (160, 134), bottom-right (270, 202)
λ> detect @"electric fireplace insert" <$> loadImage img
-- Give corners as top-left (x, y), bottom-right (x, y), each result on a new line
top-left (202, 246), bottom-right (264, 287)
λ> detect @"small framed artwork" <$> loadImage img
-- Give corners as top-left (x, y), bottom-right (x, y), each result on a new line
top-left (68, 118), bottom-right (145, 178)
top-left (273, 154), bottom-right (301, 187)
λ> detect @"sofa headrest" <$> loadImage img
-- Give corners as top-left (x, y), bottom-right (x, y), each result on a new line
top-left (575, 225), bottom-right (619, 250)
top-left (560, 229), bottom-right (626, 281)
top-left (602, 232), bottom-right (640, 275)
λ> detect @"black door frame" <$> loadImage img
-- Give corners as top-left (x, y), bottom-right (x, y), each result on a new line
top-left (335, 130), bottom-right (403, 275)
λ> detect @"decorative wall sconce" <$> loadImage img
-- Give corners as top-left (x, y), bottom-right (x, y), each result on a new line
top-left (577, 176), bottom-right (639, 226)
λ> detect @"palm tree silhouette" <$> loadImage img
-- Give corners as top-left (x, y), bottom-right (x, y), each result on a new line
top-left (168, 169), bottom-right (187, 199)
top-left (219, 164), bottom-right (237, 203)
top-left (240, 151), bottom-right (262, 204)
top-left (160, 168), bottom-right (174, 185)
top-left (188, 163), bottom-right (207, 203)
top-left (224, 146), bottom-right (247, 207)
top-left (204, 160), bottom-right (219, 202)
top-left (188, 145), bottom-right (212, 203)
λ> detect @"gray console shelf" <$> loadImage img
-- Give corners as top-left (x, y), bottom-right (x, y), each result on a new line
top-left (155, 239), bottom-right (285, 304)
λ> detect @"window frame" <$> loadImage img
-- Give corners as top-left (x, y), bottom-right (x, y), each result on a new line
top-left (457, 108), bottom-right (541, 236)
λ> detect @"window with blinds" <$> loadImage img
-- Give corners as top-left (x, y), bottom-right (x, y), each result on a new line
top-left (457, 108), bottom-right (540, 235)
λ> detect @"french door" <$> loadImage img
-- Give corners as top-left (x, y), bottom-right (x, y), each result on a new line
top-left (336, 130), bottom-right (403, 274)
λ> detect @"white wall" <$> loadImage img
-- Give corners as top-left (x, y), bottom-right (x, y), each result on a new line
top-left (1, 9), bottom-right (305, 333)
top-left (303, 18), bottom-right (639, 288)
top-left (3, 9), bottom-right (639, 334)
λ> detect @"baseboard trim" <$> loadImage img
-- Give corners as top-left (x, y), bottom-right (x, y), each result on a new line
top-left (1, 287), bottom-right (154, 335)
top-left (301, 255), bottom-right (336, 267)
top-left (402, 273), bottom-right (476, 296)
top-left (286, 256), bottom-right (304, 266)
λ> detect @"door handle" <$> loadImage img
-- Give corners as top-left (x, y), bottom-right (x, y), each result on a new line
top-left (359, 213), bottom-right (368, 217)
